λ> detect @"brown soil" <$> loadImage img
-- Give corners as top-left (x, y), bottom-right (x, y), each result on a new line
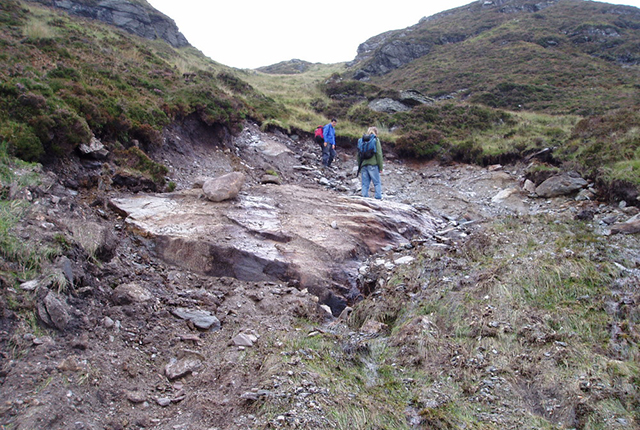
top-left (0, 120), bottom-right (638, 429)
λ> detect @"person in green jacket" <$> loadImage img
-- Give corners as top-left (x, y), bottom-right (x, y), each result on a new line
top-left (357, 126), bottom-right (383, 199)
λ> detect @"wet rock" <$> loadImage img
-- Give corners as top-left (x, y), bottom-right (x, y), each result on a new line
top-left (203, 172), bottom-right (245, 202)
top-left (110, 185), bottom-right (441, 305)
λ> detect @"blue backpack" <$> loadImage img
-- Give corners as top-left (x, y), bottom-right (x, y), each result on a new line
top-left (357, 134), bottom-right (377, 175)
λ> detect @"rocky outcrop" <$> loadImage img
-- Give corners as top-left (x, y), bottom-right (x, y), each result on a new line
top-left (25, 0), bottom-right (189, 48)
top-left (110, 184), bottom-right (443, 313)
top-left (368, 89), bottom-right (434, 113)
top-left (368, 98), bottom-right (411, 113)
top-left (353, 33), bottom-right (432, 80)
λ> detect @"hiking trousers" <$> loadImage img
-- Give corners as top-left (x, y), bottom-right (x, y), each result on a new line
top-left (361, 165), bottom-right (382, 199)
top-left (322, 144), bottom-right (336, 167)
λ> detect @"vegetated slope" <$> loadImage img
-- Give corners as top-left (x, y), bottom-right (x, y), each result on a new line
top-left (22, 0), bottom-right (190, 48)
top-left (350, 0), bottom-right (640, 115)
top-left (0, 1), bottom-right (638, 430)
top-left (0, 0), bottom-right (281, 174)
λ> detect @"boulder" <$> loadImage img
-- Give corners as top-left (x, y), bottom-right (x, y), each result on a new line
top-left (203, 172), bottom-right (245, 202)
top-left (609, 218), bottom-right (640, 235)
top-left (112, 282), bottom-right (152, 305)
top-left (535, 173), bottom-right (588, 198)
top-left (78, 135), bottom-right (109, 160)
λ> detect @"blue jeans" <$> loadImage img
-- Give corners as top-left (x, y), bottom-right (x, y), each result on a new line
top-left (361, 165), bottom-right (382, 199)
top-left (322, 144), bottom-right (336, 167)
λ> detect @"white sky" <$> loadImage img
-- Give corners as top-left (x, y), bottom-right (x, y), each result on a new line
top-left (146, 0), bottom-right (640, 69)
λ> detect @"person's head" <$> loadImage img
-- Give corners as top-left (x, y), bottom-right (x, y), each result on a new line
top-left (331, 118), bottom-right (337, 126)
top-left (367, 126), bottom-right (378, 136)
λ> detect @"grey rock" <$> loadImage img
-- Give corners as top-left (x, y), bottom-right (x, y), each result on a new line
top-left (110, 185), bottom-right (441, 308)
top-left (203, 172), bottom-right (245, 202)
top-left (172, 307), bottom-right (221, 331)
top-left (37, 291), bottom-right (72, 331)
top-left (535, 173), bottom-right (588, 197)
top-left (232, 333), bottom-right (257, 347)
top-left (368, 98), bottom-right (411, 113)
top-left (156, 397), bottom-right (172, 407)
top-left (25, 0), bottom-right (189, 48)
top-left (112, 282), bottom-right (152, 305)
top-left (78, 136), bottom-right (108, 160)
top-left (20, 279), bottom-right (40, 291)
top-left (353, 36), bottom-right (432, 78)
top-left (165, 356), bottom-right (202, 380)
top-left (399, 89), bottom-right (434, 106)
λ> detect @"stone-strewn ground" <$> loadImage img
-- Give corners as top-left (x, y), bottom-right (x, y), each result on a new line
top-left (1, 121), bottom-right (638, 429)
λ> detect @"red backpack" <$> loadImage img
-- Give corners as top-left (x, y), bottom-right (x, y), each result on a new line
top-left (314, 126), bottom-right (324, 139)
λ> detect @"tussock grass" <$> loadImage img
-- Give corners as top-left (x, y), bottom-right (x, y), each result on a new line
top-left (248, 213), bottom-right (638, 429)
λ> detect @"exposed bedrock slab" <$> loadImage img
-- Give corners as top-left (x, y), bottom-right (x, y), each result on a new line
top-left (111, 184), bottom-right (442, 304)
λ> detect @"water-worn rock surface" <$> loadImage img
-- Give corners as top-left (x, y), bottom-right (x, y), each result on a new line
top-left (111, 183), bottom-right (441, 313)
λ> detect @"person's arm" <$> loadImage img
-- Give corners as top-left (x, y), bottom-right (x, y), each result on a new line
top-left (376, 138), bottom-right (383, 172)
top-left (323, 124), bottom-right (331, 145)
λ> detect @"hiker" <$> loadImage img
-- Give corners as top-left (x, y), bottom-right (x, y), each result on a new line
top-left (358, 126), bottom-right (383, 199)
top-left (322, 118), bottom-right (337, 168)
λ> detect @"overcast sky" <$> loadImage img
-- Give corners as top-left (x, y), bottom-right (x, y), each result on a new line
top-left (146, 0), bottom-right (640, 69)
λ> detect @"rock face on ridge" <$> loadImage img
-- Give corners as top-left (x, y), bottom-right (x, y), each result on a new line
top-left (25, 0), bottom-right (189, 48)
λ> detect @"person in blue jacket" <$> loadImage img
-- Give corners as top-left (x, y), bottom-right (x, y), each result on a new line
top-left (322, 118), bottom-right (337, 168)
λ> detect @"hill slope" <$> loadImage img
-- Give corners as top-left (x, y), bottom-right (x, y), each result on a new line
top-left (349, 0), bottom-right (640, 115)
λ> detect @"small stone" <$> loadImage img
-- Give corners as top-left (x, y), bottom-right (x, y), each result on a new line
top-left (125, 390), bottom-right (146, 404)
top-left (232, 333), bottom-right (256, 347)
top-left (156, 397), bottom-right (171, 407)
top-left (103, 316), bottom-right (115, 329)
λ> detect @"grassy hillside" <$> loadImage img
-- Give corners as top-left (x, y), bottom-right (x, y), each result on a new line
top-left (0, 0), bottom-right (280, 170)
top-left (358, 0), bottom-right (640, 116)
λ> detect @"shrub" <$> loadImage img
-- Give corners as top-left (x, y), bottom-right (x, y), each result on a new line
top-left (117, 146), bottom-right (168, 186)
top-left (470, 82), bottom-right (556, 110)
top-left (30, 108), bottom-right (91, 159)
top-left (0, 121), bottom-right (44, 162)
top-left (394, 129), bottom-right (446, 159)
